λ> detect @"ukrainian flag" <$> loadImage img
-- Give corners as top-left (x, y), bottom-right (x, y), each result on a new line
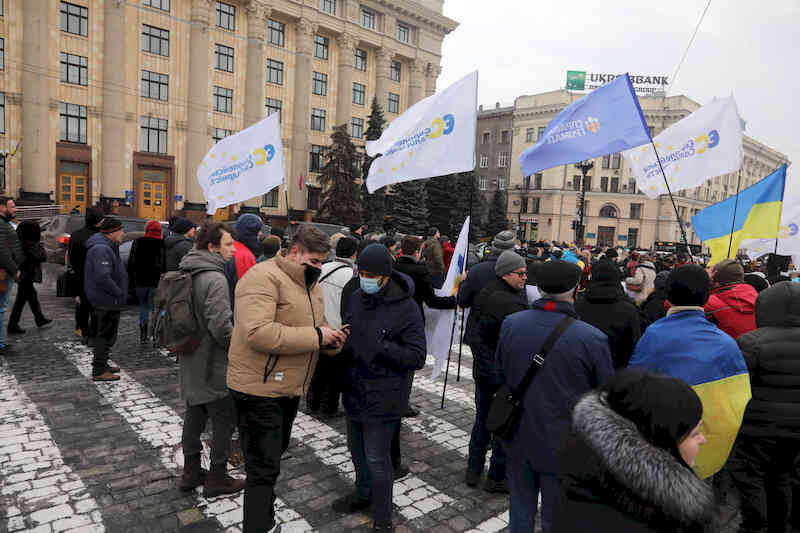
top-left (692, 165), bottom-right (787, 263)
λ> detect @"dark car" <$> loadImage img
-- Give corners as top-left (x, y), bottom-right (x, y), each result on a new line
top-left (44, 214), bottom-right (161, 264)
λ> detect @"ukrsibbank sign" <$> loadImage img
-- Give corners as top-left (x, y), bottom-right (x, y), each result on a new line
top-left (566, 70), bottom-right (668, 96)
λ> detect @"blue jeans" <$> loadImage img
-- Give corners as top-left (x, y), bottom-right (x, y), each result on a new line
top-left (347, 417), bottom-right (399, 526)
top-left (508, 451), bottom-right (559, 533)
top-left (468, 375), bottom-right (506, 480)
top-left (0, 278), bottom-right (15, 348)
top-left (136, 287), bottom-right (154, 324)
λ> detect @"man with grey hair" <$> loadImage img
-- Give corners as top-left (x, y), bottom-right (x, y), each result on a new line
top-left (496, 260), bottom-right (614, 533)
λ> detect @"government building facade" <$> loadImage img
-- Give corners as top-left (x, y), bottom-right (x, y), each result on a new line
top-left (1, 0), bottom-right (456, 221)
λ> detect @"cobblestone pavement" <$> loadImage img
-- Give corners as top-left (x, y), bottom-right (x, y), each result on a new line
top-left (0, 265), bottom-right (741, 532)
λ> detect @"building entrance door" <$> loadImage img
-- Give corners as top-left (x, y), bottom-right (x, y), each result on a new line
top-left (597, 226), bottom-right (616, 247)
top-left (137, 170), bottom-right (167, 221)
top-left (58, 174), bottom-right (88, 214)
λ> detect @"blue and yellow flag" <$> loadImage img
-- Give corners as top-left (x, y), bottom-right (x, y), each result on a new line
top-left (692, 165), bottom-right (787, 263)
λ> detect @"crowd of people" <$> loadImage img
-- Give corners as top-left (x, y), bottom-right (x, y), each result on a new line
top-left (1, 192), bottom-right (799, 533)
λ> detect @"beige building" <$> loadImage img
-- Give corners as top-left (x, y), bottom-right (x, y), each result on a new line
top-left (1, 0), bottom-right (456, 222)
top-left (508, 91), bottom-right (791, 250)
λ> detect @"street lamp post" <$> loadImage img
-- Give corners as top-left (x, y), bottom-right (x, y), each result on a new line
top-left (574, 160), bottom-right (594, 246)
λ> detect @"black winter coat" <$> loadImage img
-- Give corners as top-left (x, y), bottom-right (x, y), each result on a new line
top-left (0, 215), bottom-right (23, 278)
top-left (16, 221), bottom-right (45, 284)
top-left (641, 287), bottom-right (668, 328)
top-left (574, 281), bottom-right (642, 368)
top-left (458, 250), bottom-right (501, 346)
top-left (736, 281), bottom-right (800, 440)
top-left (128, 237), bottom-right (166, 288)
top-left (341, 271), bottom-right (426, 422)
top-left (164, 235), bottom-right (194, 272)
top-left (394, 256), bottom-right (456, 320)
top-left (555, 392), bottom-right (719, 533)
top-left (471, 277), bottom-right (528, 382)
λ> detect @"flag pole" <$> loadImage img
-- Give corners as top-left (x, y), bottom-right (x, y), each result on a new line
top-left (650, 141), bottom-right (690, 250)
top-left (441, 305), bottom-right (459, 409)
top-left (727, 169), bottom-right (743, 259)
top-left (456, 173), bottom-right (474, 383)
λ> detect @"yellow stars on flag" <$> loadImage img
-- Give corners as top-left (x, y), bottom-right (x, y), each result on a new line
top-left (668, 145), bottom-right (674, 151)
top-left (221, 152), bottom-right (228, 159)
top-left (216, 195), bottom-right (224, 200)
top-left (649, 185), bottom-right (656, 192)
top-left (210, 154), bottom-right (215, 159)
top-left (378, 168), bottom-right (384, 173)
top-left (231, 155), bottom-right (238, 161)
top-left (392, 167), bottom-right (398, 173)
top-left (409, 151), bottom-right (414, 158)
top-left (641, 147), bottom-right (647, 153)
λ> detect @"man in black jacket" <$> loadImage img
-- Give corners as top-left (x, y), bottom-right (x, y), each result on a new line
top-left (0, 196), bottom-right (23, 353)
top-left (164, 216), bottom-right (195, 271)
top-left (394, 235), bottom-right (456, 319)
top-left (67, 206), bottom-right (104, 342)
top-left (466, 250), bottom-right (529, 493)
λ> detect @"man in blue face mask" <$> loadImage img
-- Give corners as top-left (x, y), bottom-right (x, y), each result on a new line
top-left (333, 243), bottom-right (427, 533)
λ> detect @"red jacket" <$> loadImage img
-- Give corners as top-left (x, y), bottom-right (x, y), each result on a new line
top-left (704, 282), bottom-right (757, 339)
top-left (442, 241), bottom-right (455, 271)
top-left (232, 241), bottom-right (256, 280)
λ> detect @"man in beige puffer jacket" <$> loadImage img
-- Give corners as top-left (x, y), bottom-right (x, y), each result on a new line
top-left (227, 225), bottom-right (348, 533)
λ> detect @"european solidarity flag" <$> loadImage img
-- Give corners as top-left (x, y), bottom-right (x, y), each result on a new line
top-left (520, 73), bottom-right (651, 176)
top-left (692, 165), bottom-right (787, 263)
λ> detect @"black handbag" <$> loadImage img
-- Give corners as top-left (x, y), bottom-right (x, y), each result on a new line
top-left (57, 267), bottom-right (79, 298)
top-left (487, 316), bottom-right (574, 440)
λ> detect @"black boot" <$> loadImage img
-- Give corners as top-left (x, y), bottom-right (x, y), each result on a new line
top-left (178, 454), bottom-right (207, 491)
top-left (139, 321), bottom-right (148, 344)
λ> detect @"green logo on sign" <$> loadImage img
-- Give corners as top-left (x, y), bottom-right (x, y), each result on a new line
top-left (566, 70), bottom-right (586, 91)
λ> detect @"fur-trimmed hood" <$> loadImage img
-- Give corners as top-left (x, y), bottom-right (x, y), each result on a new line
top-left (559, 391), bottom-right (719, 532)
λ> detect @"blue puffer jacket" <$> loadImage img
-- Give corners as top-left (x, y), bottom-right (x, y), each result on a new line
top-left (84, 233), bottom-right (129, 310)
top-left (497, 299), bottom-right (614, 473)
top-left (342, 271), bottom-right (426, 422)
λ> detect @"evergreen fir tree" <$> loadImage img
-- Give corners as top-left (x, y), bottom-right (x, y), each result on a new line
top-left (361, 98), bottom-right (388, 231)
top-left (317, 124), bottom-right (362, 226)
top-left (486, 188), bottom-right (510, 236)
top-left (389, 180), bottom-right (429, 235)
top-left (454, 172), bottom-right (486, 242)
top-left (425, 174), bottom-right (460, 236)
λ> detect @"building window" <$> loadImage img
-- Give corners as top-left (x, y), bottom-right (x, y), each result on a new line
top-left (612, 152), bottom-right (621, 169)
top-left (585, 177), bottom-right (592, 190)
top-left (313, 35), bottom-right (329, 60)
top-left (59, 102), bottom-right (87, 144)
top-left (390, 61), bottom-right (401, 82)
top-left (600, 176), bottom-right (608, 192)
top-left (397, 23), bottom-right (409, 43)
top-left (628, 178), bottom-right (636, 193)
top-left (602, 154), bottom-right (610, 169)
top-left (482, 132), bottom-right (490, 145)
top-left (312, 71), bottom-right (328, 96)
top-left (497, 176), bottom-right (508, 190)
top-left (212, 128), bottom-right (232, 143)
top-left (537, 126), bottom-right (546, 139)
top-left (320, 0), bottom-right (336, 15)
top-left (265, 97), bottom-right (282, 122)
top-left (361, 7), bottom-right (375, 29)
top-left (60, 2), bottom-right (88, 37)
top-left (0, 93), bottom-right (5, 134)
top-left (599, 205), bottom-right (617, 218)
top-left (387, 93), bottom-right (399, 114)
top-left (500, 130), bottom-right (510, 144)
top-left (498, 152), bottom-right (509, 168)
top-left (478, 176), bottom-right (488, 190)
top-left (354, 48), bottom-right (367, 71)
top-left (216, 1), bottom-right (235, 31)
top-left (610, 177), bottom-right (619, 193)
top-left (213, 86), bottom-right (233, 113)
top-left (266, 59), bottom-right (284, 85)
top-left (479, 155), bottom-right (488, 168)
top-left (0, 155), bottom-right (5, 193)
top-left (268, 20), bottom-right (285, 47)
top-left (352, 83), bottom-right (365, 105)
top-left (523, 176), bottom-right (531, 189)
top-left (630, 203), bottom-right (642, 219)
top-left (60, 52), bottom-right (88, 86)
top-left (526, 128), bottom-right (534, 142)
top-left (309, 144), bottom-right (324, 172)
top-left (534, 173), bottom-right (542, 190)
top-left (140, 116), bottom-right (168, 154)
top-left (142, 24), bottom-right (169, 56)
top-left (307, 186), bottom-right (321, 210)
top-left (648, 126), bottom-right (654, 137)
top-left (143, 0), bottom-right (169, 12)
top-left (627, 227), bottom-right (639, 249)
top-left (263, 187), bottom-right (279, 208)
top-left (520, 197), bottom-right (528, 213)
top-left (141, 70), bottom-right (168, 101)
top-left (0, 38), bottom-right (4, 70)
top-left (351, 117), bottom-right (364, 139)
top-left (311, 108), bottom-right (326, 131)
top-left (214, 44), bottom-right (234, 72)
top-left (573, 176), bottom-right (581, 191)
top-left (531, 197), bottom-right (541, 214)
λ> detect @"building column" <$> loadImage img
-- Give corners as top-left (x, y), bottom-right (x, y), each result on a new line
top-left (409, 59), bottom-right (427, 105)
top-left (374, 47), bottom-right (393, 113)
top-left (335, 33), bottom-right (356, 128)
top-left (425, 64), bottom-right (442, 97)
top-left (289, 17), bottom-right (317, 211)
top-left (21, 0), bottom-right (52, 200)
top-left (184, 0), bottom-right (213, 211)
top-left (244, 3), bottom-right (269, 127)
top-left (102, 1), bottom-right (127, 203)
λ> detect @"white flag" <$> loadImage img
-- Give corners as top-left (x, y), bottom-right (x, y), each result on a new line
top-left (623, 97), bottom-right (743, 199)
top-left (425, 217), bottom-right (470, 380)
top-left (198, 113), bottom-right (285, 215)
top-left (744, 193), bottom-right (800, 267)
top-left (366, 71), bottom-right (478, 193)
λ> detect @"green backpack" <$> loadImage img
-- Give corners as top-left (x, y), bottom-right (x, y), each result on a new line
top-left (153, 270), bottom-right (202, 354)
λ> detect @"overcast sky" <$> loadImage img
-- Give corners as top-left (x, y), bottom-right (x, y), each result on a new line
top-left (439, 0), bottom-right (799, 194)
